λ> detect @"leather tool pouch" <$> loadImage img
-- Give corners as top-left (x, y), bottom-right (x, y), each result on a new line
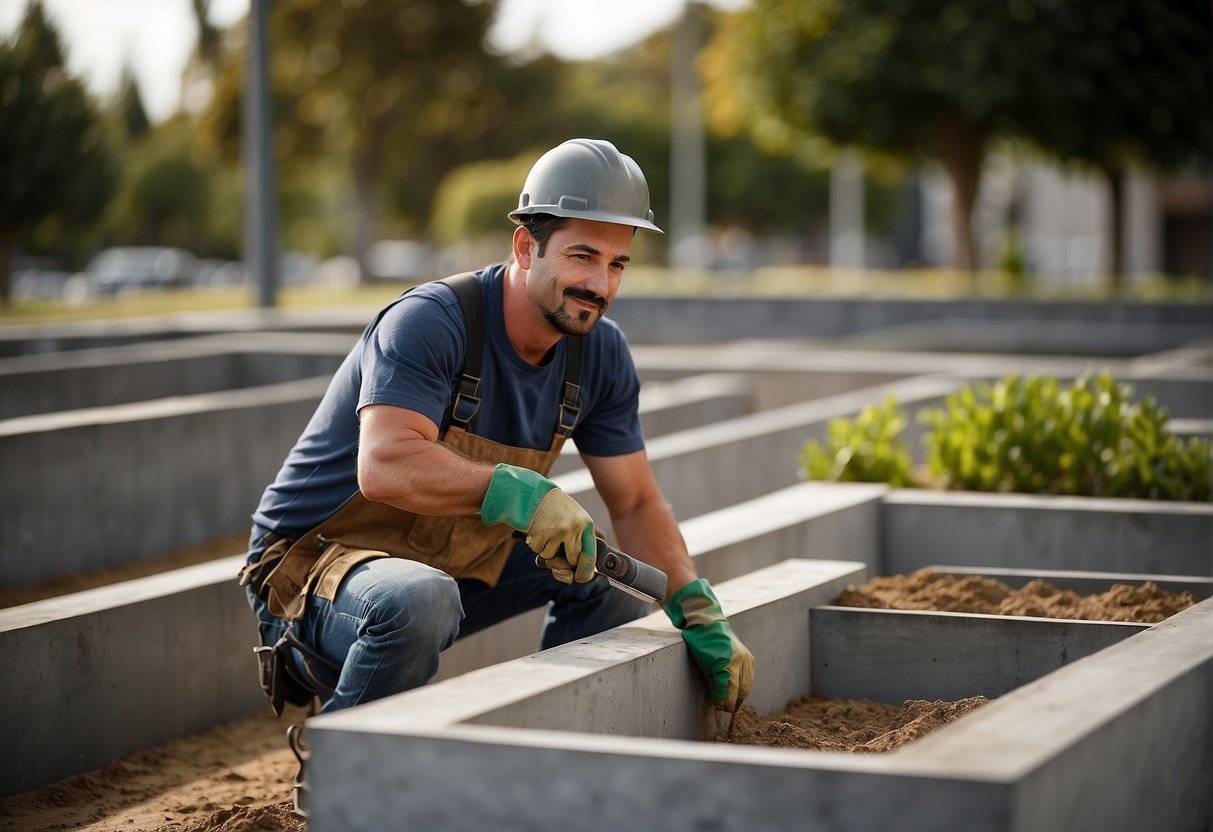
top-left (253, 633), bottom-right (320, 717)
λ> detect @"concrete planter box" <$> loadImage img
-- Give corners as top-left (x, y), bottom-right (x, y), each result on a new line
top-left (307, 560), bottom-right (1213, 832)
top-left (882, 490), bottom-right (1213, 577)
top-left (0, 332), bottom-right (352, 420)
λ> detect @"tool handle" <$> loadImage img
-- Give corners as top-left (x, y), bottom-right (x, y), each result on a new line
top-left (594, 540), bottom-right (668, 602)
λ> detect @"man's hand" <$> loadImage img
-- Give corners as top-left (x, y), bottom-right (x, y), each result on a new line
top-left (663, 578), bottom-right (755, 712)
top-left (480, 463), bottom-right (596, 584)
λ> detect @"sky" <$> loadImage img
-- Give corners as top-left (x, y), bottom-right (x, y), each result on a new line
top-left (0, 0), bottom-right (745, 123)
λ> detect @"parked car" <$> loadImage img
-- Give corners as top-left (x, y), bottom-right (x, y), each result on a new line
top-left (87, 247), bottom-right (196, 294)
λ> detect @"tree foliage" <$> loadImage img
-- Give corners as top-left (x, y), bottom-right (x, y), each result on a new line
top-left (0, 0), bottom-right (117, 302)
top-left (702, 0), bottom-right (1212, 277)
top-left (199, 0), bottom-right (562, 268)
top-left (1012, 1), bottom-right (1212, 283)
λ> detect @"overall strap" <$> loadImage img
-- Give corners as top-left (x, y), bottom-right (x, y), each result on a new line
top-left (441, 270), bottom-right (584, 438)
top-left (441, 272), bottom-right (483, 431)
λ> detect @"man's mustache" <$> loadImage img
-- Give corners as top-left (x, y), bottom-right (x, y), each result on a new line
top-left (564, 288), bottom-right (607, 311)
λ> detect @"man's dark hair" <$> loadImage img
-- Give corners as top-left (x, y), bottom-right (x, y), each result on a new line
top-left (515, 213), bottom-right (569, 257)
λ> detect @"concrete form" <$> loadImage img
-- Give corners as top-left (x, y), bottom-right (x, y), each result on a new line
top-left (0, 556), bottom-right (261, 796)
top-left (0, 332), bottom-right (352, 419)
top-left (0, 378), bottom-right (327, 585)
top-left (0, 483), bottom-right (883, 795)
top-left (306, 561), bottom-right (1213, 832)
top-left (883, 490), bottom-right (1213, 577)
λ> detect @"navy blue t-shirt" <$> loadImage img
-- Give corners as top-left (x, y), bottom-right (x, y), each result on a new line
top-left (252, 263), bottom-right (644, 537)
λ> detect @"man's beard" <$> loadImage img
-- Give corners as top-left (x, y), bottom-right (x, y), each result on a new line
top-left (543, 288), bottom-right (606, 336)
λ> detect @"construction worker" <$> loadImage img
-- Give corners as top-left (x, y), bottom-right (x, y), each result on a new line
top-left (238, 138), bottom-right (754, 810)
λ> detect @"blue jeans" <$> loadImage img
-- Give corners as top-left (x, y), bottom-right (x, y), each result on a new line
top-left (244, 529), bottom-right (651, 713)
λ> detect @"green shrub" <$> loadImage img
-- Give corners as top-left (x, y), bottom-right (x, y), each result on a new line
top-left (920, 373), bottom-right (1211, 501)
top-left (799, 396), bottom-right (913, 487)
top-left (798, 373), bottom-right (1211, 501)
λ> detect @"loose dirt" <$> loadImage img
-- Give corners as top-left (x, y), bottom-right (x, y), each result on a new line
top-left (0, 706), bottom-right (307, 832)
top-left (721, 694), bottom-right (989, 753)
top-left (835, 568), bottom-right (1199, 623)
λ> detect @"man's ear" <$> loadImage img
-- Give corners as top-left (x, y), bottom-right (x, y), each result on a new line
top-left (512, 225), bottom-right (534, 269)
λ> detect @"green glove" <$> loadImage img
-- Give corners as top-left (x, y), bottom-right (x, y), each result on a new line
top-left (664, 578), bottom-right (756, 712)
top-left (480, 463), bottom-right (597, 584)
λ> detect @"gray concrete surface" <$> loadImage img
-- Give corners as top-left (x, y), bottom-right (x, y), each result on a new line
top-left (435, 482), bottom-right (886, 681)
top-left (810, 606), bottom-right (1148, 701)
top-left (883, 490), bottom-right (1213, 576)
top-left (559, 375), bottom-right (959, 529)
top-left (0, 332), bottom-right (352, 419)
top-left (307, 561), bottom-right (1213, 832)
top-left (4, 297), bottom-right (1206, 357)
top-left (551, 373), bottom-right (755, 476)
top-left (0, 378), bottom-right (327, 585)
top-left (0, 556), bottom-right (260, 797)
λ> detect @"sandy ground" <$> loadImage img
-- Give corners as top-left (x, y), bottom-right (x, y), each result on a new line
top-left (0, 704), bottom-right (308, 832)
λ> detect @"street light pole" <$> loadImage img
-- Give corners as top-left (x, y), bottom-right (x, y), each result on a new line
top-left (243, 0), bottom-right (280, 308)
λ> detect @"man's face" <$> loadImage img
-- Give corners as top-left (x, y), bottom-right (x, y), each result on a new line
top-left (524, 218), bottom-right (634, 337)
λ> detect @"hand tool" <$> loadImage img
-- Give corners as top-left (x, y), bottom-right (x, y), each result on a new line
top-left (535, 538), bottom-right (668, 603)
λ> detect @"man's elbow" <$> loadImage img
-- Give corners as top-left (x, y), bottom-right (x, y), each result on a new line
top-left (357, 461), bottom-right (398, 505)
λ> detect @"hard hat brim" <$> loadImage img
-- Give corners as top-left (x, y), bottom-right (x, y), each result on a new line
top-left (508, 205), bottom-right (664, 234)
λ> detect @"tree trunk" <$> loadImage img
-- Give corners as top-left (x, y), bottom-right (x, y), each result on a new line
top-left (935, 113), bottom-right (986, 273)
top-left (0, 228), bottom-right (16, 307)
top-left (1102, 164), bottom-right (1124, 291)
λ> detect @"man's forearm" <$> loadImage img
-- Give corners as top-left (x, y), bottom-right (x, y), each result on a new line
top-left (359, 437), bottom-right (494, 516)
top-left (609, 497), bottom-right (698, 603)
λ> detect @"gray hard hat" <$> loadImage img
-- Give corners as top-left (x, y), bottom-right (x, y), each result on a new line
top-left (509, 138), bottom-right (663, 233)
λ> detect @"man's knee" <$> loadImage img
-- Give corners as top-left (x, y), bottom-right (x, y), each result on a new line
top-left (349, 559), bottom-right (464, 644)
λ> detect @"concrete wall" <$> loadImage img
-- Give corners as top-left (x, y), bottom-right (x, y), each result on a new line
top-left (2, 297), bottom-right (1207, 357)
top-left (883, 490), bottom-right (1213, 576)
top-left (560, 375), bottom-right (958, 530)
top-left (0, 378), bottom-right (326, 585)
top-left (0, 556), bottom-right (260, 796)
top-left (436, 482), bottom-right (886, 681)
top-left (306, 563), bottom-right (1213, 832)
top-left (0, 333), bottom-right (352, 419)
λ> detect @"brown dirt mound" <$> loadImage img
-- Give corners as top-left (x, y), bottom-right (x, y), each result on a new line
top-left (836, 568), bottom-right (1198, 623)
top-left (720, 694), bottom-right (988, 753)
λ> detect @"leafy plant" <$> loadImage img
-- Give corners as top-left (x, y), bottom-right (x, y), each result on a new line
top-left (920, 373), bottom-right (1211, 501)
top-left (800, 396), bottom-right (913, 487)
top-left (799, 373), bottom-right (1211, 501)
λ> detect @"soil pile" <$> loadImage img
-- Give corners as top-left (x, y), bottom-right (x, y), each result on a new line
top-left (721, 694), bottom-right (988, 753)
top-left (836, 568), bottom-right (1198, 623)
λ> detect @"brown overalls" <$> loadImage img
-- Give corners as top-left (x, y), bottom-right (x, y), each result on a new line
top-left (241, 273), bottom-right (583, 623)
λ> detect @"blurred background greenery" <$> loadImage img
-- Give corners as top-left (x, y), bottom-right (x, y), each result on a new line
top-left (1, 0), bottom-right (1210, 315)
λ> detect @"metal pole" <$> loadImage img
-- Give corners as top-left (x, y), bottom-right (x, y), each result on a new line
top-left (244, 0), bottom-right (280, 308)
top-left (670, 1), bottom-right (708, 269)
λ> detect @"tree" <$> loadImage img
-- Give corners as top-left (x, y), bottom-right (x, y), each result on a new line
top-left (199, 0), bottom-right (560, 272)
top-left (0, 1), bottom-right (117, 303)
top-left (1018, 1), bottom-right (1211, 285)
top-left (703, 0), bottom-right (1055, 272)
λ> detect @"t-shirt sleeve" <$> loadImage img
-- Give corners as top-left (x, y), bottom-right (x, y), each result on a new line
top-left (570, 328), bottom-right (645, 457)
top-left (357, 289), bottom-right (464, 429)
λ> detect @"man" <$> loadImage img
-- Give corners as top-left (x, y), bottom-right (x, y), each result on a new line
top-left (239, 139), bottom-right (754, 785)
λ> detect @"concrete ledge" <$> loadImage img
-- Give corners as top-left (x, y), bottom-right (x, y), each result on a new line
top-left (306, 563), bottom-right (1213, 832)
top-left (810, 606), bottom-right (1147, 702)
top-left (551, 373), bottom-right (755, 476)
top-left (0, 555), bottom-right (261, 797)
top-left (0, 378), bottom-right (328, 585)
top-left (558, 375), bottom-right (959, 527)
top-left (0, 332), bottom-right (353, 420)
top-left (882, 490), bottom-right (1213, 576)
top-left (436, 482), bottom-right (886, 681)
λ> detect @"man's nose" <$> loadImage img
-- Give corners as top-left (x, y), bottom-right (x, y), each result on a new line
top-left (583, 264), bottom-right (610, 296)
